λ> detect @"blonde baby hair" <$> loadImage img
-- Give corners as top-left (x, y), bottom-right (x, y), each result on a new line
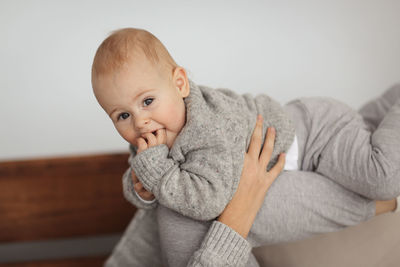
top-left (91, 28), bottom-right (178, 82)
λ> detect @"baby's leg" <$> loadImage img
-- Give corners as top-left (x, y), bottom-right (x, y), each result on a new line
top-left (104, 209), bottom-right (163, 267)
top-left (248, 170), bottom-right (375, 246)
top-left (157, 171), bottom-right (375, 267)
top-left (358, 83), bottom-right (400, 131)
top-left (358, 84), bottom-right (400, 210)
top-left (286, 86), bottom-right (400, 200)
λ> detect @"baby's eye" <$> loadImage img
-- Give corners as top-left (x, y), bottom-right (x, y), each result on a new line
top-left (118, 112), bottom-right (130, 121)
top-left (143, 98), bottom-right (154, 106)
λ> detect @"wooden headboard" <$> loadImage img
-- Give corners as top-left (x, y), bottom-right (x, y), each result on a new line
top-left (0, 152), bottom-right (136, 266)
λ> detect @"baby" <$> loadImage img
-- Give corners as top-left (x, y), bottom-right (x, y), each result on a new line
top-left (91, 28), bottom-right (400, 222)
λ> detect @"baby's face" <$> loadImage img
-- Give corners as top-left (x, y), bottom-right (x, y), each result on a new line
top-left (93, 56), bottom-right (188, 148)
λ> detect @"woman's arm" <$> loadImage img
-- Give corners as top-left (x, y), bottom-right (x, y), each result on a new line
top-left (218, 117), bottom-right (285, 238)
top-left (187, 115), bottom-right (286, 266)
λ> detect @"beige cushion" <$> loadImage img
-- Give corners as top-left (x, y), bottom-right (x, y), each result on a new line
top-left (253, 212), bottom-right (400, 267)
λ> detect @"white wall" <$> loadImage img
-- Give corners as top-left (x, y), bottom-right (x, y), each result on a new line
top-left (1, 0), bottom-right (399, 161)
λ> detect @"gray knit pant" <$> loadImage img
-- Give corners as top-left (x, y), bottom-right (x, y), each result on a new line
top-left (105, 84), bottom-right (400, 267)
top-left (290, 86), bottom-right (400, 201)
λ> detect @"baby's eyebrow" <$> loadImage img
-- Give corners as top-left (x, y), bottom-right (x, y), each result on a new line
top-left (109, 108), bottom-right (118, 117)
top-left (133, 88), bottom-right (154, 101)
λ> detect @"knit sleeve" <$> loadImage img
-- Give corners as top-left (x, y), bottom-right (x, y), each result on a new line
top-left (131, 140), bottom-right (236, 221)
top-left (187, 221), bottom-right (252, 267)
top-left (122, 145), bottom-right (158, 210)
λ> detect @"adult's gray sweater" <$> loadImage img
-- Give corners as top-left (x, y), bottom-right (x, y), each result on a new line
top-left (123, 80), bottom-right (295, 220)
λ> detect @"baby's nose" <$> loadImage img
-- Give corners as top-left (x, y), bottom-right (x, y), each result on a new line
top-left (134, 116), bottom-right (150, 129)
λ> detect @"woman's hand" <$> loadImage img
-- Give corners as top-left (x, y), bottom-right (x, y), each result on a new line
top-left (218, 115), bottom-right (286, 238)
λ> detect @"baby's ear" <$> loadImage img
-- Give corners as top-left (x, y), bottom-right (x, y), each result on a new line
top-left (178, 83), bottom-right (190, 98)
top-left (173, 67), bottom-right (190, 98)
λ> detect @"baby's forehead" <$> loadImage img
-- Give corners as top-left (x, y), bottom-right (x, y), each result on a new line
top-left (95, 53), bottom-right (169, 92)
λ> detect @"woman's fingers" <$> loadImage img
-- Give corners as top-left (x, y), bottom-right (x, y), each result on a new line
top-left (260, 127), bottom-right (275, 167)
top-left (247, 115), bottom-right (263, 157)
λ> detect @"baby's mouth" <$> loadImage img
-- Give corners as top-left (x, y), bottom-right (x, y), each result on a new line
top-left (151, 128), bottom-right (165, 135)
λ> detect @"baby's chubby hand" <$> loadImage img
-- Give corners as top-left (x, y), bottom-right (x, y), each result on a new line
top-left (131, 168), bottom-right (155, 201)
top-left (132, 128), bottom-right (166, 201)
top-left (137, 128), bottom-right (167, 153)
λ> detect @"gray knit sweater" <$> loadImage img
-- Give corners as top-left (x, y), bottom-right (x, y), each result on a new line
top-left (123, 80), bottom-right (295, 220)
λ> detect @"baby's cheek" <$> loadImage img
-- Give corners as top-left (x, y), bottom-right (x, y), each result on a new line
top-left (116, 126), bottom-right (138, 146)
top-left (167, 104), bottom-right (186, 131)
top-left (130, 138), bottom-right (139, 147)
top-left (122, 135), bottom-right (136, 146)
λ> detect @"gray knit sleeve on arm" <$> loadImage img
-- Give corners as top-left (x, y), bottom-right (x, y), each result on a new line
top-left (131, 139), bottom-right (236, 221)
top-left (187, 221), bottom-right (252, 267)
top-left (122, 145), bottom-right (158, 210)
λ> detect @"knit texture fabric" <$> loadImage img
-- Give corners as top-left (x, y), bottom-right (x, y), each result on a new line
top-left (124, 79), bottom-right (295, 220)
top-left (187, 221), bottom-right (251, 266)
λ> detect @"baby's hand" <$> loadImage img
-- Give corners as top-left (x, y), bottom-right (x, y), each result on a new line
top-left (131, 169), bottom-right (155, 201)
top-left (137, 128), bottom-right (167, 153)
